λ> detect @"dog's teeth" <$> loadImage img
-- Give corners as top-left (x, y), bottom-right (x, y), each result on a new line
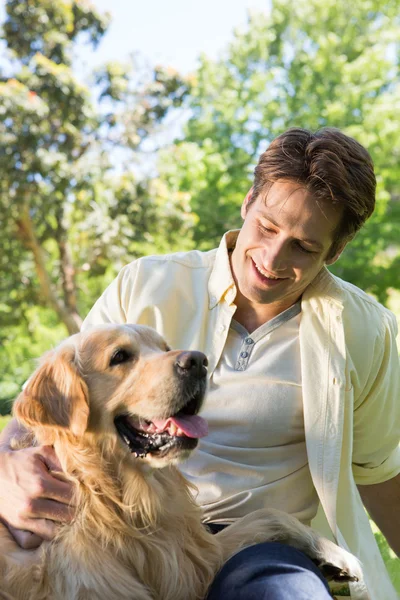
top-left (169, 423), bottom-right (178, 436)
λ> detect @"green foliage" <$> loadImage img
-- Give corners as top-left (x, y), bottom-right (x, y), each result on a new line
top-left (0, 0), bottom-right (107, 335)
top-left (0, 305), bottom-right (67, 413)
top-left (0, 0), bottom-right (194, 317)
top-left (371, 521), bottom-right (400, 594)
top-left (0, 415), bottom-right (11, 430)
top-left (0, 0), bottom-right (197, 388)
top-left (3, 0), bottom-right (109, 65)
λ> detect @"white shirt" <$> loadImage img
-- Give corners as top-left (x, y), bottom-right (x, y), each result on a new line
top-left (183, 304), bottom-right (319, 526)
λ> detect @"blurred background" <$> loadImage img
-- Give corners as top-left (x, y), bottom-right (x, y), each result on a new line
top-left (0, 0), bottom-right (399, 589)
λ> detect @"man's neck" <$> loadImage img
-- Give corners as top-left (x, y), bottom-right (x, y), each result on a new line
top-left (233, 296), bottom-right (301, 333)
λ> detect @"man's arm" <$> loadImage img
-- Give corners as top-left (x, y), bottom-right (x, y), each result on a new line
top-left (358, 474), bottom-right (400, 557)
top-left (0, 417), bottom-right (75, 548)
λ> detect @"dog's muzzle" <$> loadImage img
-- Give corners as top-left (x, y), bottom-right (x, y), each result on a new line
top-left (114, 351), bottom-right (209, 459)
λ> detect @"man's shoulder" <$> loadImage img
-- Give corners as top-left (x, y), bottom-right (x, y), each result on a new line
top-left (331, 274), bottom-right (392, 315)
top-left (125, 247), bottom-right (218, 273)
top-left (309, 269), bottom-right (397, 335)
top-left (331, 273), bottom-right (395, 323)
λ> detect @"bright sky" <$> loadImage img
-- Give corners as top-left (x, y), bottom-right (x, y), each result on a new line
top-left (78, 0), bottom-right (270, 74)
top-left (0, 0), bottom-right (270, 167)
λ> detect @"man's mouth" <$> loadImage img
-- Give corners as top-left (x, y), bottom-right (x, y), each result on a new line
top-left (114, 393), bottom-right (208, 459)
top-left (251, 259), bottom-right (286, 285)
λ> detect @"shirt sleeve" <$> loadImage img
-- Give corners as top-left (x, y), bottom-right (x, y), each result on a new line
top-left (81, 262), bottom-right (138, 331)
top-left (352, 312), bottom-right (400, 485)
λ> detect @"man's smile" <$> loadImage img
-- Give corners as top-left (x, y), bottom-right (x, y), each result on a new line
top-left (251, 258), bottom-right (288, 286)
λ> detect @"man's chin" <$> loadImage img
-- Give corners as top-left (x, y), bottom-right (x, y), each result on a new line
top-left (247, 282), bottom-right (289, 305)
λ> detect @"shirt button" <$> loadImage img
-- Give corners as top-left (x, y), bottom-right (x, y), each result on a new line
top-left (218, 324), bottom-right (226, 332)
top-left (245, 337), bottom-right (254, 344)
top-left (240, 351), bottom-right (248, 358)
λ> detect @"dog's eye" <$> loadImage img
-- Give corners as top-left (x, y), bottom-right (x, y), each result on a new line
top-left (110, 349), bottom-right (132, 366)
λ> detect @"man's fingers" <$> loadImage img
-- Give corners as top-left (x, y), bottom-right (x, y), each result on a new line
top-left (25, 498), bottom-right (75, 524)
top-left (37, 445), bottom-right (63, 472)
top-left (9, 527), bottom-right (43, 550)
top-left (38, 471), bottom-right (76, 505)
top-left (0, 443), bottom-right (75, 544)
top-left (16, 518), bottom-right (57, 542)
top-left (30, 452), bottom-right (76, 505)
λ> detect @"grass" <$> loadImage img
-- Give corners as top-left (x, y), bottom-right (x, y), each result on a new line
top-left (372, 522), bottom-right (400, 594)
top-left (0, 415), bottom-right (11, 432)
top-left (0, 416), bottom-right (398, 593)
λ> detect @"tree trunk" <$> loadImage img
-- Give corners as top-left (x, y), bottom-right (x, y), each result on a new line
top-left (55, 210), bottom-right (83, 331)
top-left (16, 203), bottom-right (82, 335)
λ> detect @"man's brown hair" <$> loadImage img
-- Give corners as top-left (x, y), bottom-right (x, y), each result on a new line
top-left (251, 127), bottom-right (376, 259)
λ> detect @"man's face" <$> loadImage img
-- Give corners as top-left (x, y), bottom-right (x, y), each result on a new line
top-left (230, 180), bottom-right (344, 312)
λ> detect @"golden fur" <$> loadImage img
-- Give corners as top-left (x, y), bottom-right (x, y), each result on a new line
top-left (0, 324), bottom-right (364, 599)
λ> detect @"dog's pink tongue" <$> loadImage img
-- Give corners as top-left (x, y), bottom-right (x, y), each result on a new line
top-left (153, 415), bottom-right (208, 438)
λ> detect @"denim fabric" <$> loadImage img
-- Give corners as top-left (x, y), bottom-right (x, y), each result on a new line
top-left (206, 542), bottom-right (332, 600)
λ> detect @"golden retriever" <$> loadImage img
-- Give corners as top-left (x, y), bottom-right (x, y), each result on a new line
top-left (0, 324), bottom-right (363, 599)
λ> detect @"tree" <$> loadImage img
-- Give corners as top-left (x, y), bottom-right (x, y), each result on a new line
top-left (0, 1), bottom-right (194, 332)
top-left (0, 0), bottom-right (194, 399)
top-left (0, 0), bottom-right (109, 334)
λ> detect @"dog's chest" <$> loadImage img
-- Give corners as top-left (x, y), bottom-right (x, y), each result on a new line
top-left (43, 548), bottom-right (154, 600)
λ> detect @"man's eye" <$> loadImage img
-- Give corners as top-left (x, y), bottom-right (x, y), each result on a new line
top-left (259, 223), bottom-right (274, 233)
top-left (110, 349), bottom-right (132, 366)
top-left (296, 242), bottom-right (314, 254)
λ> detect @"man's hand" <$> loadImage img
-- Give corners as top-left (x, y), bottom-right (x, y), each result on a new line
top-left (0, 445), bottom-right (75, 549)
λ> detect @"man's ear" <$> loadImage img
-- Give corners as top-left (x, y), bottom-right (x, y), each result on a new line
top-left (13, 345), bottom-right (89, 437)
top-left (325, 242), bottom-right (347, 266)
top-left (241, 187), bottom-right (254, 219)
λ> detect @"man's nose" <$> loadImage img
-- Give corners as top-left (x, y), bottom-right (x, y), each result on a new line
top-left (263, 240), bottom-right (288, 272)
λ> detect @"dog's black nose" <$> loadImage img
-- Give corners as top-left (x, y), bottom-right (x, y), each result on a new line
top-left (175, 351), bottom-right (208, 378)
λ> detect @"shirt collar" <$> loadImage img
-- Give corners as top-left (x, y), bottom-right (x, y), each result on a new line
top-left (208, 230), bottom-right (239, 309)
top-left (304, 266), bottom-right (345, 307)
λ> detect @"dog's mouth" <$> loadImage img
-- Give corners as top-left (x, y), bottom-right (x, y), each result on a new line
top-left (114, 394), bottom-right (208, 459)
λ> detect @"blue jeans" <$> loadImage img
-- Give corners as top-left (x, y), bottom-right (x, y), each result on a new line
top-left (206, 542), bottom-right (332, 599)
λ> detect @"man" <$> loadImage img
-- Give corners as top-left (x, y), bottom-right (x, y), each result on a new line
top-left (0, 128), bottom-right (399, 599)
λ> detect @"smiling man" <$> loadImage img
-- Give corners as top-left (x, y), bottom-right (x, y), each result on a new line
top-left (231, 179), bottom-right (344, 330)
top-left (0, 128), bottom-right (399, 600)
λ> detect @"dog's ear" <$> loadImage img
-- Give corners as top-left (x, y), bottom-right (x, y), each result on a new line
top-left (13, 345), bottom-right (89, 437)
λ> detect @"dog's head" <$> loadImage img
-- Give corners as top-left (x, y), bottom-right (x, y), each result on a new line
top-left (13, 324), bottom-right (208, 467)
